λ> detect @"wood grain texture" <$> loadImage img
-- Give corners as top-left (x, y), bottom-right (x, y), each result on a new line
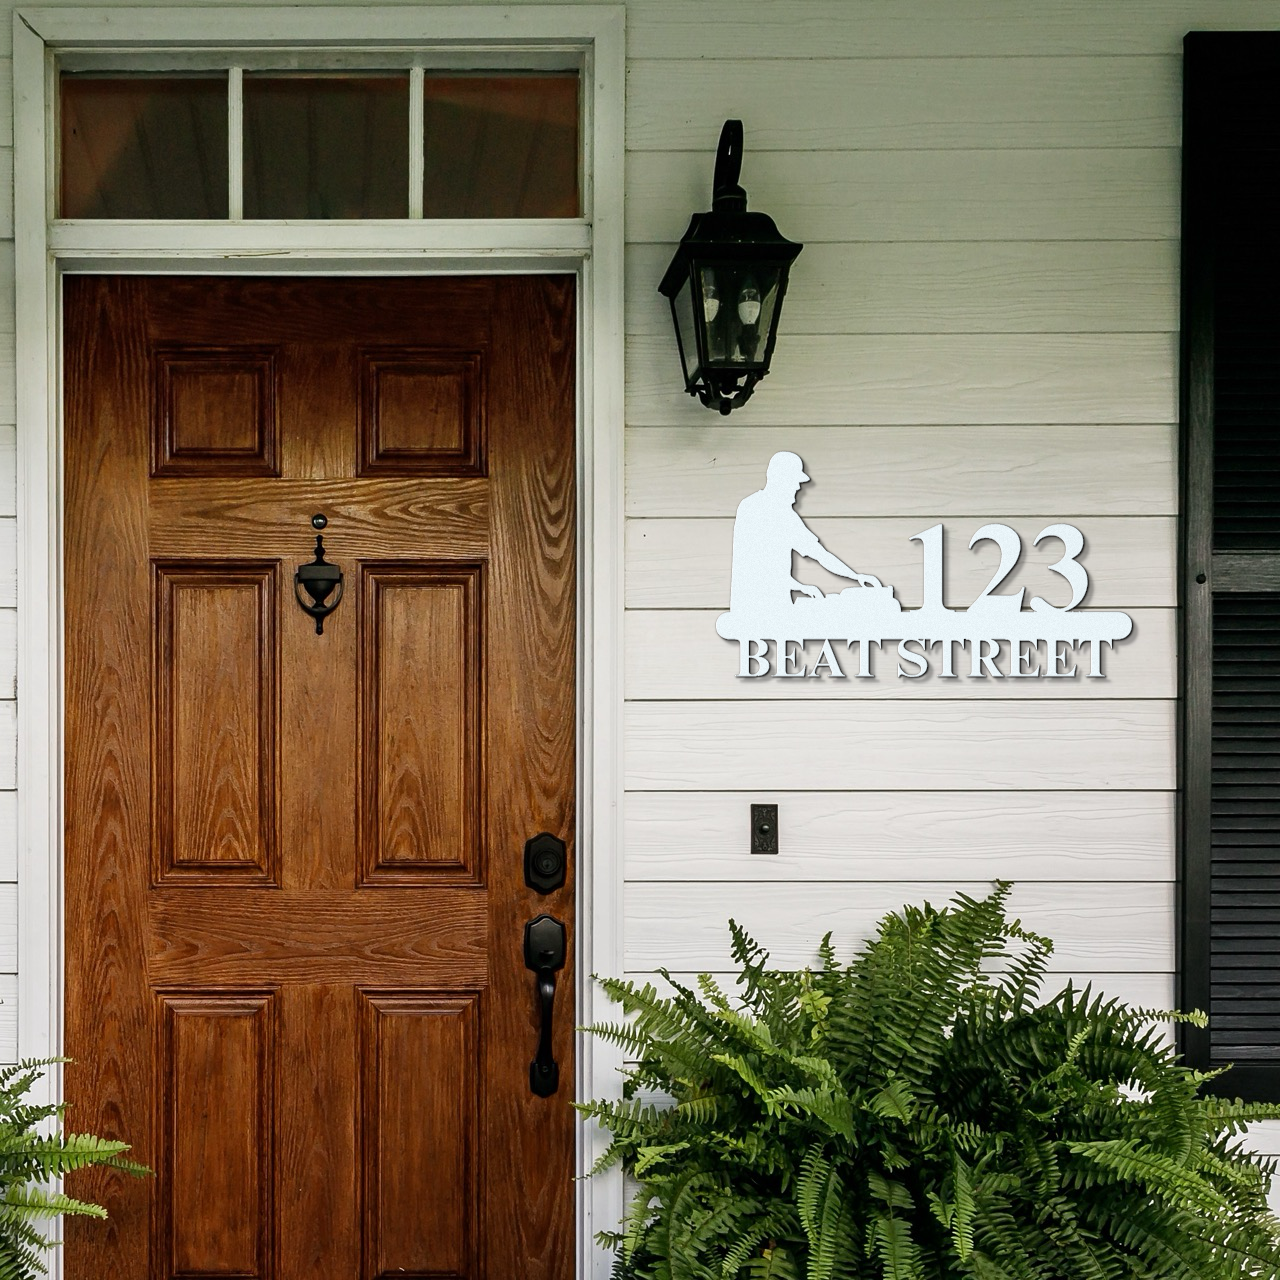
top-left (359, 992), bottom-right (480, 1280)
top-left (360, 565), bottom-right (484, 884)
top-left (626, 608), bottom-right (1174, 701)
top-left (479, 276), bottom-right (578, 1280)
top-left (625, 517), bottom-right (1175, 609)
top-left (153, 345), bottom-right (279, 477)
top-left (64, 277), bottom-right (577, 1278)
top-left (626, 56), bottom-right (1179, 151)
top-left (624, 880), bottom-right (1174, 971)
top-left (625, 426), bottom-right (1176, 517)
top-left (626, 242), bottom-right (1180, 336)
top-left (148, 478), bottom-right (489, 557)
top-left (159, 993), bottom-right (274, 1279)
top-left (358, 348), bottom-right (486, 477)
top-left (626, 149), bottom-right (1178, 245)
top-left (147, 888), bottom-right (488, 986)
top-left (624, 0), bottom-right (1280, 59)
top-left (624, 790), bottom-right (1174, 882)
top-left (154, 563), bottom-right (278, 882)
top-left (626, 700), bottom-right (1175, 791)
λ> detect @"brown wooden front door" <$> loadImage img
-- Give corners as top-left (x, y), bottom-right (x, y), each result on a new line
top-left (63, 276), bottom-right (576, 1280)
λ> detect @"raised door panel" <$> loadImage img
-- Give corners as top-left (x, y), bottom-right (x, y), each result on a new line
top-left (359, 565), bottom-right (484, 884)
top-left (359, 992), bottom-right (480, 1280)
top-left (158, 993), bottom-right (275, 1280)
top-left (153, 347), bottom-right (279, 477)
top-left (358, 349), bottom-right (486, 477)
top-left (154, 563), bottom-right (279, 883)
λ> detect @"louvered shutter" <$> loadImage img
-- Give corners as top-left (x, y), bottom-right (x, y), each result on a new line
top-left (1181, 32), bottom-right (1280, 1099)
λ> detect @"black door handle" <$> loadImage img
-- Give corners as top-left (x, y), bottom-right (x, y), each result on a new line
top-left (524, 914), bottom-right (566, 1097)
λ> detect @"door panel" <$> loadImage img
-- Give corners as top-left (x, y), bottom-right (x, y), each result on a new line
top-left (159, 993), bottom-right (275, 1279)
top-left (358, 992), bottom-right (480, 1277)
top-left (359, 563), bottom-right (484, 884)
top-left (64, 276), bottom-right (576, 1280)
top-left (154, 562), bottom-right (279, 882)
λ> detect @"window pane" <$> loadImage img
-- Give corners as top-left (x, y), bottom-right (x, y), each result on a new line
top-left (244, 76), bottom-right (410, 219)
top-left (61, 76), bottom-right (229, 219)
top-left (422, 75), bottom-right (579, 218)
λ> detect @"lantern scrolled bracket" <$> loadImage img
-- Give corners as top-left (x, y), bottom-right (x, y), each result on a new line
top-left (658, 119), bottom-right (803, 416)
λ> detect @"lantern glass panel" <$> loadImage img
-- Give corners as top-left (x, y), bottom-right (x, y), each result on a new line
top-left (697, 264), bottom-right (783, 370)
top-left (670, 272), bottom-right (701, 388)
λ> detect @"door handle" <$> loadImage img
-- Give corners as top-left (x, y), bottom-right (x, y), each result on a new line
top-left (524, 914), bottom-right (566, 1097)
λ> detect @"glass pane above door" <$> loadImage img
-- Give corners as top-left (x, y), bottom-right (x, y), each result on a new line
top-left (243, 75), bottom-right (411, 219)
top-left (58, 66), bottom-right (582, 221)
top-left (60, 75), bottom-right (229, 218)
top-left (422, 75), bottom-right (580, 218)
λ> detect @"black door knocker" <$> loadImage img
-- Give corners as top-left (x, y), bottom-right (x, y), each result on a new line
top-left (294, 514), bottom-right (344, 635)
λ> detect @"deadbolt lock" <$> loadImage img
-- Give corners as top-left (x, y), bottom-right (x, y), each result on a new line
top-left (524, 833), bottom-right (567, 894)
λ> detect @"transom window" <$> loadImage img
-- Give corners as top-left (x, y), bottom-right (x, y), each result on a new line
top-left (60, 68), bottom-right (580, 220)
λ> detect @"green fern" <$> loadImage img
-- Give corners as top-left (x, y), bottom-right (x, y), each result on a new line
top-left (0, 1059), bottom-right (148, 1278)
top-left (580, 883), bottom-right (1280, 1279)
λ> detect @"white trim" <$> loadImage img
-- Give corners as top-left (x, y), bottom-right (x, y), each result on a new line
top-left (49, 218), bottom-right (593, 256)
top-left (408, 64), bottom-right (425, 221)
top-left (13, 9), bottom-right (626, 1279)
top-left (228, 67), bottom-right (244, 220)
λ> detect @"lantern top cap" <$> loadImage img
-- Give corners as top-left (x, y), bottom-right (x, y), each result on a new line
top-left (657, 118), bottom-right (803, 299)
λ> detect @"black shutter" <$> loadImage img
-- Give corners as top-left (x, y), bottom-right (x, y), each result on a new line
top-left (1181, 32), bottom-right (1280, 1099)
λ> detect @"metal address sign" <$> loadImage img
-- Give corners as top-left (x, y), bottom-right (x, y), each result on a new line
top-left (716, 452), bottom-right (1134, 680)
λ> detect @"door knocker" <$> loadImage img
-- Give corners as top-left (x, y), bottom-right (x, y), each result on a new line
top-left (294, 513), bottom-right (344, 635)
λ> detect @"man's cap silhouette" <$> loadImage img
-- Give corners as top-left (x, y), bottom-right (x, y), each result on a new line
top-left (766, 451), bottom-right (810, 485)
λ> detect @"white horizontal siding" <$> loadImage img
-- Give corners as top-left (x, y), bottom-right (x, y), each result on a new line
top-left (626, 57), bottom-right (1180, 152)
top-left (626, 517), bottom-right (1175, 609)
top-left (615, 0), bottom-right (1196, 1043)
top-left (625, 881), bottom-right (1174, 971)
top-left (625, 790), bottom-right (1174, 882)
top-left (627, 242), bottom-right (1180, 336)
top-left (627, 334), bottom-right (1177, 426)
top-left (0, 793), bottom-right (14, 883)
top-left (627, 150), bottom-right (1179, 245)
top-left (627, 701), bottom-right (1175, 791)
top-left (624, 0), bottom-right (1280, 58)
top-left (626, 426), bottom-right (1177, 517)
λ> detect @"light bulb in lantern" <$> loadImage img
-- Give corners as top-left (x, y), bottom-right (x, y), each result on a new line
top-left (702, 279), bottom-right (721, 323)
top-left (737, 281), bottom-right (762, 326)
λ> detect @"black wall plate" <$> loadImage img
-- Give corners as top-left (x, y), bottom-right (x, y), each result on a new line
top-left (751, 803), bottom-right (778, 855)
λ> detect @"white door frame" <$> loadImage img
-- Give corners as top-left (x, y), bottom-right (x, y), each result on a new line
top-left (13, 8), bottom-right (625, 1276)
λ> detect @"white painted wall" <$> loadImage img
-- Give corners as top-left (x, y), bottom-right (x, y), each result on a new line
top-left (2, 0), bottom-right (1280, 1169)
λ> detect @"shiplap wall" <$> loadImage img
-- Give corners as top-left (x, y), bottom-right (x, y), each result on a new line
top-left (0, 0), bottom-right (1278, 1166)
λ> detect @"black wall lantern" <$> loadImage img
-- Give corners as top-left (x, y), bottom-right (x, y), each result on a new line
top-left (659, 120), bottom-right (803, 415)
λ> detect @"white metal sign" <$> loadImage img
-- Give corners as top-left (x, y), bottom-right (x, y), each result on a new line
top-left (716, 452), bottom-right (1134, 680)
